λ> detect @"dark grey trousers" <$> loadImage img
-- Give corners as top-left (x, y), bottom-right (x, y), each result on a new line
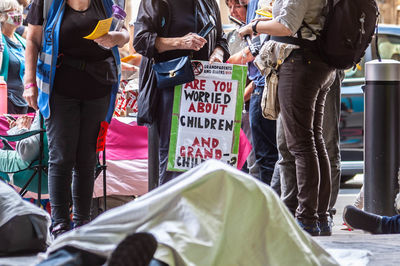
top-left (46, 92), bottom-right (110, 225)
top-left (157, 87), bottom-right (181, 185)
top-left (277, 50), bottom-right (335, 224)
top-left (278, 70), bottom-right (342, 216)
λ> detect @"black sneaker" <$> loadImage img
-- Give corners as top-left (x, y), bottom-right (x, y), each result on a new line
top-left (51, 222), bottom-right (70, 239)
top-left (108, 232), bottom-right (157, 266)
top-left (296, 219), bottom-right (320, 236)
top-left (319, 220), bottom-right (332, 236)
top-left (343, 205), bottom-right (383, 234)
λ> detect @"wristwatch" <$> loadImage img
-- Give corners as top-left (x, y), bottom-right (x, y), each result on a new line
top-left (252, 20), bottom-right (260, 35)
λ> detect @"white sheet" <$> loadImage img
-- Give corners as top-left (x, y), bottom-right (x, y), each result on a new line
top-left (46, 160), bottom-right (339, 266)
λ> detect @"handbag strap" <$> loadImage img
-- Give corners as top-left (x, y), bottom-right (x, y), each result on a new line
top-left (194, 3), bottom-right (198, 33)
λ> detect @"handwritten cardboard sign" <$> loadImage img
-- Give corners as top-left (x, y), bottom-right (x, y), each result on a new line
top-left (167, 61), bottom-right (247, 171)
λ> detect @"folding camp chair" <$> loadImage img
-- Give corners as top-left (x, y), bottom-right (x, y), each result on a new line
top-left (0, 113), bottom-right (48, 207)
top-left (95, 149), bottom-right (107, 211)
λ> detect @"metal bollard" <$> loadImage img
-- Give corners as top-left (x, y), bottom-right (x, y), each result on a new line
top-left (364, 59), bottom-right (400, 216)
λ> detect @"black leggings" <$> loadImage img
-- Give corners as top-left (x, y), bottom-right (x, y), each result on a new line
top-left (46, 92), bottom-right (110, 225)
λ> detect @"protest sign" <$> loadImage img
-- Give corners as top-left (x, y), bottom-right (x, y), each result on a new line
top-left (167, 61), bottom-right (247, 171)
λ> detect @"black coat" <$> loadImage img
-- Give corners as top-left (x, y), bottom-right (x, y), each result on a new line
top-left (133, 0), bottom-right (230, 126)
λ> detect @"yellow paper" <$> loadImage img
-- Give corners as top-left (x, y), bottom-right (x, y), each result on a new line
top-left (121, 54), bottom-right (137, 63)
top-left (255, 8), bottom-right (273, 18)
top-left (84, 18), bottom-right (113, 40)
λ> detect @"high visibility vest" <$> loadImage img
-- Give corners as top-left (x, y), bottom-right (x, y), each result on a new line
top-left (37, 0), bottom-right (121, 122)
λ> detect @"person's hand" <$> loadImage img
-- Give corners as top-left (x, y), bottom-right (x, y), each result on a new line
top-left (238, 23), bottom-right (254, 39)
top-left (94, 31), bottom-right (125, 49)
top-left (23, 84), bottom-right (38, 110)
top-left (15, 115), bottom-right (33, 130)
top-left (227, 47), bottom-right (254, 65)
top-left (179, 33), bottom-right (207, 51)
top-left (7, 118), bottom-right (16, 129)
top-left (209, 46), bottom-right (224, 64)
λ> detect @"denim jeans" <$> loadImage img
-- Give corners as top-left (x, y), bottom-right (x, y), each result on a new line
top-left (249, 85), bottom-right (278, 185)
top-left (241, 110), bottom-right (259, 178)
top-left (37, 246), bottom-right (168, 266)
top-left (277, 49), bottom-right (335, 224)
top-left (46, 93), bottom-right (110, 225)
top-left (381, 215), bottom-right (400, 234)
top-left (278, 71), bottom-right (342, 214)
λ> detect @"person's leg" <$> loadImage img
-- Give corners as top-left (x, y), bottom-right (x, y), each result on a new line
top-left (0, 150), bottom-right (30, 173)
top-left (278, 50), bottom-right (334, 231)
top-left (7, 99), bottom-right (28, 114)
top-left (46, 93), bottom-right (80, 235)
top-left (37, 246), bottom-right (106, 266)
top-left (323, 71), bottom-right (342, 212)
top-left (380, 215), bottom-right (400, 234)
top-left (249, 86), bottom-right (278, 185)
top-left (277, 116), bottom-right (297, 215)
top-left (157, 88), bottom-right (181, 185)
top-left (241, 110), bottom-right (259, 178)
top-left (72, 94), bottom-right (110, 226)
top-left (270, 159), bottom-right (281, 196)
top-left (313, 87), bottom-right (332, 235)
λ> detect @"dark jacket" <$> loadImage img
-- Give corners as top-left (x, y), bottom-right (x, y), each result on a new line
top-left (133, 0), bottom-right (229, 126)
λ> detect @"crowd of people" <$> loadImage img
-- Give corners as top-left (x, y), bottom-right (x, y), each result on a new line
top-left (0, 0), bottom-right (393, 264)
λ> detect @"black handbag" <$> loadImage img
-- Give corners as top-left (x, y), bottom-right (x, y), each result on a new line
top-left (152, 56), bottom-right (194, 88)
top-left (151, 4), bottom-right (199, 89)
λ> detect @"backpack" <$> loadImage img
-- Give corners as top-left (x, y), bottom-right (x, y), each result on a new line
top-left (306, 0), bottom-right (379, 69)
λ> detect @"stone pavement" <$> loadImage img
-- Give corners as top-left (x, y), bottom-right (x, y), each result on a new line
top-left (314, 175), bottom-right (400, 266)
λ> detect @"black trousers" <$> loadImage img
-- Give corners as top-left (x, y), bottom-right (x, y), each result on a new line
top-left (46, 92), bottom-right (110, 225)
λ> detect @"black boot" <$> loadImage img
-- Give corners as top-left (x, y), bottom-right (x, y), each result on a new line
top-left (108, 232), bottom-right (158, 266)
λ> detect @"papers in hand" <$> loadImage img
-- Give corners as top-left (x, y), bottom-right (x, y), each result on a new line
top-left (84, 17), bottom-right (113, 40)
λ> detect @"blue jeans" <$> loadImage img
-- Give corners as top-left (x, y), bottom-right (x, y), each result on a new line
top-left (381, 215), bottom-right (400, 234)
top-left (249, 86), bottom-right (278, 185)
top-left (37, 246), bottom-right (168, 266)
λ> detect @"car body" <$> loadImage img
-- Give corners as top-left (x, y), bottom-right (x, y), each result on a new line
top-left (340, 24), bottom-right (400, 182)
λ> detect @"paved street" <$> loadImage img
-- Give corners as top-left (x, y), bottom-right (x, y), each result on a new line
top-left (315, 175), bottom-right (400, 265)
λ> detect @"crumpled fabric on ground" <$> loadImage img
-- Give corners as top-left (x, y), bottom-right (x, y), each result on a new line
top-left (45, 160), bottom-right (339, 266)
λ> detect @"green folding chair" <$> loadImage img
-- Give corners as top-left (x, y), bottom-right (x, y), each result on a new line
top-left (0, 114), bottom-right (48, 207)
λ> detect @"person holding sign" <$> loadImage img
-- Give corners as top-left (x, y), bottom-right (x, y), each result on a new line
top-left (134, 0), bottom-right (230, 185)
top-left (23, 0), bottom-right (129, 238)
top-left (238, 0), bottom-right (336, 236)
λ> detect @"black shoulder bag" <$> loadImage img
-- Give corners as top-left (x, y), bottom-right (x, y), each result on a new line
top-left (151, 5), bottom-right (198, 88)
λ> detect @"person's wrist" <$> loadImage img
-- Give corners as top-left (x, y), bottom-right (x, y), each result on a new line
top-left (252, 20), bottom-right (260, 35)
top-left (24, 82), bottom-right (37, 90)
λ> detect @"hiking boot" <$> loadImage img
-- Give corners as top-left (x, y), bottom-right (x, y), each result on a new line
top-left (296, 219), bottom-right (320, 236)
top-left (108, 232), bottom-right (157, 266)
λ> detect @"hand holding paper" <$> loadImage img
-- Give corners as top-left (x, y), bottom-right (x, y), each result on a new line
top-left (84, 17), bottom-right (113, 40)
